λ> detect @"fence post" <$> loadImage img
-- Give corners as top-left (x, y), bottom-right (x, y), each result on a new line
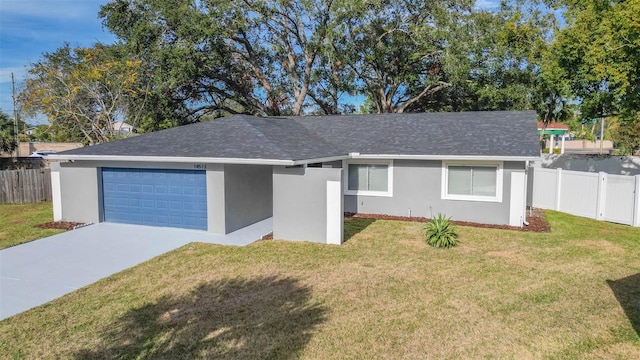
top-left (555, 168), bottom-right (562, 211)
top-left (596, 172), bottom-right (607, 221)
top-left (634, 175), bottom-right (640, 227)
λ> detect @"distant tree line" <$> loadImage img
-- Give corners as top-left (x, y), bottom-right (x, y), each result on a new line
top-left (0, 110), bottom-right (17, 152)
top-left (17, 0), bottom-right (640, 153)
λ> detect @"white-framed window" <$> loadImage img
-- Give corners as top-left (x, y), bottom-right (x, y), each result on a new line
top-left (343, 159), bottom-right (393, 197)
top-left (441, 161), bottom-right (503, 202)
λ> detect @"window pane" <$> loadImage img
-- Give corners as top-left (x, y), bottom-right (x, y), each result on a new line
top-left (368, 165), bottom-right (388, 191)
top-left (348, 164), bottom-right (368, 191)
top-left (448, 166), bottom-right (471, 195)
top-left (472, 166), bottom-right (497, 196)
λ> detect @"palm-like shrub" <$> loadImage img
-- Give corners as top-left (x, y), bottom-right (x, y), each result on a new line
top-left (424, 213), bottom-right (458, 248)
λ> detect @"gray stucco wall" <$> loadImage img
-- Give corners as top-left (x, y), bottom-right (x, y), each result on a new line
top-left (224, 164), bottom-right (273, 233)
top-left (57, 160), bottom-right (216, 226)
top-left (343, 160), bottom-right (525, 225)
top-left (67, 161), bottom-right (232, 234)
top-left (57, 161), bottom-right (101, 224)
top-left (321, 160), bottom-right (342, 168)
top-left (273, 166), bottom-right (342, 243)
top-left (206, 164), bottom-right (225, 233)
top-left (55, 160), bottom-right (272, 233)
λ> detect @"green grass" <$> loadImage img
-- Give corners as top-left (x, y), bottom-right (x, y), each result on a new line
top-left (0, 202), bottom-right (63, 249)
top-left (1, 210), bottom-right (640, 359)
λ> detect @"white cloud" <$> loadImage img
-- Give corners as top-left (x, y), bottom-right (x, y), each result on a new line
top-left (0, 67), bottom-right (29, 84)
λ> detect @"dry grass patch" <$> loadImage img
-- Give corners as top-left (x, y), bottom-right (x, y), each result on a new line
top-left (1, 211), bottom-right (640, 358)
top-left (575, 239), bottom-right (626, 254)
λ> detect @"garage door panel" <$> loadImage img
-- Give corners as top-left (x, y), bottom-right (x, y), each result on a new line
top-left (182, 202), bottom-right (198, 211)
top-left (102, 168), bottom-right (207, 230)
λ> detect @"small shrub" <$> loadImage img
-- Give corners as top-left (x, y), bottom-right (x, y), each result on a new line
top-left (424, 213), bottom-right (459, 248)
top-left (541, 148), bottom-right (562, 154)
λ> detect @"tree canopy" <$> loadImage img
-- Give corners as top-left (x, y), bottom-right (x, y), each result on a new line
top-left (550, 0), bottom-right (640, 152)
top-left (15, 0), bottom-right (640, 152)
top-left (20, 44), bottom-right (142, 144)
top-left (0, 110), bottom-right (17, 152)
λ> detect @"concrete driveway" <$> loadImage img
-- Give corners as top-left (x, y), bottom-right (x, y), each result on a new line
top-left (0, 218), bottom-right (272, 321)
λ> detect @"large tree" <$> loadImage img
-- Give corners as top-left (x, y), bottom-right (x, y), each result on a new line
top-left (553, 0), bottom-right (640, 152)
top-left (329, 0), bottom-right (474, 113)
top-left (19, 44), bottom-right (142, 144)
top-left (411, 0), bottom-right (569, 122)
top-left (230, 0), bottom-right (339, 115)
top-left (30, 0), bottom-right (640, 144)
top-left (99, 0), bottom-right (346, 126)
top-left (100, 0), bottom-right (238, 130)
top-left (99, 0), bottom-right (573, 121)
top-left (554, 0), bottom-right (638, 117)
top-left (100, 0), bottom-right (497, 119)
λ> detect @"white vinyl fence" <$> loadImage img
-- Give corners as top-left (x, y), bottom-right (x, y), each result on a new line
top-left (531, 167), bottom-right (640, 227)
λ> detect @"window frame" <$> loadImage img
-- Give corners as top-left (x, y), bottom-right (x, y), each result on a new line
top-left (441, 161), bottom-right (503, 202)
top-left (343, 159), bottom-right (393, 197)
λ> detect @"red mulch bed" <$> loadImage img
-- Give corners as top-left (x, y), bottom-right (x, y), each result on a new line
top-left (35, 221), bottom-right (86, 231)
top-left (36, 210), bottom-right (550, 238)
top-left (346, 208), bottom-right (551, 233)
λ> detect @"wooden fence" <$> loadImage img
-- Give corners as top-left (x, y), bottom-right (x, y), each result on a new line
top-left (0, 168), bottom-right (52, 203)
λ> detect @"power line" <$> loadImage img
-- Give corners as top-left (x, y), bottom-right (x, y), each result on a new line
top-left (12, 72), bottom-right (20, 157)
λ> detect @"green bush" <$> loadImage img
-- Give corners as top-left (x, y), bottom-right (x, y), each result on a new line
top-left (424, 213), bottom-right (459, 248)
top-left (541, 148), bottom-right (562, 154)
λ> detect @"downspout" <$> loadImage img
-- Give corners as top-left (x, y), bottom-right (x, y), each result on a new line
top-left (523, 161), bottom-right (530, 226)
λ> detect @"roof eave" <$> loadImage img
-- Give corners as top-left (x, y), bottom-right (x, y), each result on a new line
top-left (44, 154), bottom-right (296, 166)
top-left (292, 154), bottom-right (349, 165)
top-left (349, 153), bottom-right (541, 162)
top-left (44, 152), bottom-right (541, 165)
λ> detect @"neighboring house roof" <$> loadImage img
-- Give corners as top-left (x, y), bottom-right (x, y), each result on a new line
top-left (537, 122), bottom-right (569, 136)
top-left (111, 121), bottom-right (135, 132)
top-left (50, 111), bottom-right (540, 164)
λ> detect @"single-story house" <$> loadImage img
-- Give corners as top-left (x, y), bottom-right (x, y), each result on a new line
top-left (47, 111), bottom-right (540, 244)
top-left (111, 121), bottom-right (136, 134)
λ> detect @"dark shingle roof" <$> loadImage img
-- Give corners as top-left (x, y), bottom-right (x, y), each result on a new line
top-left (57, 111), bottom-right (540, 161)
top-left (297, 111), bottom-right (539, 157)
top-left (59, 115), bottom-right (343, 161)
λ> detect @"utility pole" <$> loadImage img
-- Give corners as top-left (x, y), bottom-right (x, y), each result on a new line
top-left (600, 117), bottom-right (605, 155)
top-left (11, 72), bottom-right (20, 157)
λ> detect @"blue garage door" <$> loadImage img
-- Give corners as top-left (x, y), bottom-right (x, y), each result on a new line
top-left (102, 168), bottom-right (207, 230)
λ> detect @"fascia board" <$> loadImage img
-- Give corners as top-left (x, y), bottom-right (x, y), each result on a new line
top-left (350, 154), bottom-right (540, 162)
top-left (292, 154), bottom-right (349, 165)
top-left (44, 154), bottom-right (296, 166)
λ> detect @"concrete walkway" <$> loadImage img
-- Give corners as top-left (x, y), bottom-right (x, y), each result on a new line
top-left (0, 218), bottom-right (272, 321)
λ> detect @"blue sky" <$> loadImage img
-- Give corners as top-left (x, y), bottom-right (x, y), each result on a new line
top-left (0, 0), bottom-right (500, 124)
top-left (0, 0), bottom-right (116, 123)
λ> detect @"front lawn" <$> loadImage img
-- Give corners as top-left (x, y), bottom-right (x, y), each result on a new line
top-left (2, 211), bottom-right (639, 358)
top-left (0, 202), bottom-right (62, 249)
